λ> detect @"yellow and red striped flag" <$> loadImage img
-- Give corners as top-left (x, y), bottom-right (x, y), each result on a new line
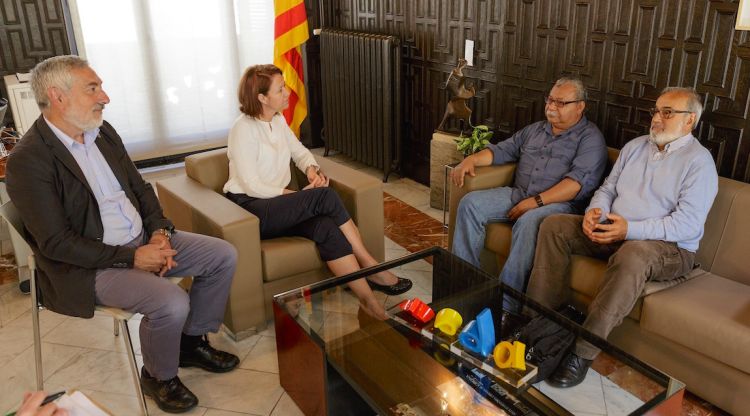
top-left (274, 0), bottom-right (309, 137)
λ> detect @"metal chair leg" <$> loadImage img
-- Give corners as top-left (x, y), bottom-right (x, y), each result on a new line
top-left (121, 319), bottom-right (148, 415)
top-left (29, 259), bottom-right (43, 391)
top-left (113, 318), bottom-right (120, 336)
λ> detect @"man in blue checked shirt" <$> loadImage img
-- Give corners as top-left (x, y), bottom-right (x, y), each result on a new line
top-left (451, 77), bottom-right (608, 311)
top-left (527, 87), bottom-right (718, 388)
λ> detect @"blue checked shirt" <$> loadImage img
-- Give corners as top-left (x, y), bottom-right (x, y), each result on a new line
top-left (486, 116), bottom-right (608, 207)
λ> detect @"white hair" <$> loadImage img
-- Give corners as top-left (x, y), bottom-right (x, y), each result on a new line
top-left (554, 77), bottom-right (588, 101)
top-left (661, 86), bottom-right (703, 128)
top-left (30, 55), bottom-right (89, 110)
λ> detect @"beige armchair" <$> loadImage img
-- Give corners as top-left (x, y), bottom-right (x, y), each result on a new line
top-left (156, 148), bottom-right (385, 339)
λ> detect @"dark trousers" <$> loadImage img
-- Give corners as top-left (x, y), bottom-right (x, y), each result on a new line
top-left (527, 214), bottom-right (695, 360)
top-left (226, 187), bottom-right (353, 261)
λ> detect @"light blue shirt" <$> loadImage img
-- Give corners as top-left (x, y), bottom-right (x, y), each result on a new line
top-left (587, 134), bottom-right (718, 252)
top-left (487, 116), bottom-right (608, 207)
top-left (45, 118), bottom-right (143, 245)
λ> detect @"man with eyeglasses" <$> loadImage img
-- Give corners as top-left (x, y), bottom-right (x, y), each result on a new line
top-left (526, 87), bottom-right (718, 387)
top-left (451, 77), bottom-right (608, 311)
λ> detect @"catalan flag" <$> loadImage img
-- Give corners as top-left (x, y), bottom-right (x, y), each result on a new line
top-left (274, 0), bottom-right (309, 137)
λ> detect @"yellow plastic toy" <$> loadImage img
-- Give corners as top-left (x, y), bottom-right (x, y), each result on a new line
top-left (434, 308), bottom-right (463, 336)
top-left (493, 340), bottom-right (526, 370)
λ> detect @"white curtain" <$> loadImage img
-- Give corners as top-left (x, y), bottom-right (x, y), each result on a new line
top-left (69, 0), bottom-right (275, 160)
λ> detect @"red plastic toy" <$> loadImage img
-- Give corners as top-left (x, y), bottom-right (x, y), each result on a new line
top-left (398, 298), bottom-right (435, 323)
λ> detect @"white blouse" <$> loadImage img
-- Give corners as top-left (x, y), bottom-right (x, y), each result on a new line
top-left (223, 114), bottom-right (318, 198)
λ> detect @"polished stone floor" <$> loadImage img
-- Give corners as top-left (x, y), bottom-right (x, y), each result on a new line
top-left (0, 150), bottom-right (726, 415)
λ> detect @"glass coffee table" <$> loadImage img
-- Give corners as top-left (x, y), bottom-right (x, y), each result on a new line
top-left (273, 247), bottom-right (685, 415)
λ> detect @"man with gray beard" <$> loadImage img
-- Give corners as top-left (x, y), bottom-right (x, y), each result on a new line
top-left (526, 87), bottom-right (718, 387)
top-left (6, 55), bottom-right (239, 413)
top-left (451, 77), bottom-right (608, 310)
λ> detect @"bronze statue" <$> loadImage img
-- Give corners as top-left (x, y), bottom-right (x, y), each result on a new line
top-left (437, 58), bottom-right (476, 131)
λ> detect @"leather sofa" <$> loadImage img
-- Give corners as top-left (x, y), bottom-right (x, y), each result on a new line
top-left (156, 148), bottom-right (385, 340)
top-left (448, 149), bottom-right (750, 415)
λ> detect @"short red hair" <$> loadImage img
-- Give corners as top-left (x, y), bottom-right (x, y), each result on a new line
top-left (237, 64), bottom-right (282, 117)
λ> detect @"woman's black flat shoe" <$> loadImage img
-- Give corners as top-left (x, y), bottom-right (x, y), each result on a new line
top-left (366, 276), bottom-right (413, 295)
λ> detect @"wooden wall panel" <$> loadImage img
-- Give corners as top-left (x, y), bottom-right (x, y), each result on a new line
top-left (0, 0), bottom-right (71, 126)
top-left (328, 0), bottom-right (750, 184)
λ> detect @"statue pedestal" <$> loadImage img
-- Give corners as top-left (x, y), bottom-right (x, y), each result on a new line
top-left (430, 131), bottom-right (464, 210)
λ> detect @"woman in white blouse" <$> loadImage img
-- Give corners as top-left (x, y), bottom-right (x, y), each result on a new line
top-left (224, 65), bottom-right (411, 319)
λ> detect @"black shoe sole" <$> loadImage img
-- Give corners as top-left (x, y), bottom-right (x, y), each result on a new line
top-left (545, 376), bottom-right (588, 388)
top-left (366, 277), bottom-right (413, 296)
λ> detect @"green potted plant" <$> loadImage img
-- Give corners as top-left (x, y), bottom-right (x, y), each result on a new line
top-left (455, 125), bottom-right (493, 156)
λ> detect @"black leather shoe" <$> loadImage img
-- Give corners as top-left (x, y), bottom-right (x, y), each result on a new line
top-left (19, 279), bottom-right (30, 294)
top-left (179, 336), bottom-right (239, 373)
top-left (547, 352), bottom-right (593, 388)
top-left (366, 276), bottom-right (413, 295)
top-left (140, 367), bottom-right (198, 413)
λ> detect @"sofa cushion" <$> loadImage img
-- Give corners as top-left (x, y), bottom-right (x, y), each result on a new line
top-left (185, 148), bottom-right (230, 194)
top-left (485, 223), bottom-right (512, 257)
top-left (640, 273), bottom-right (750, 374)
top-left (261, 237), bottom-right (324, 282)
top-left (708, 181), bottom-right (750, 286)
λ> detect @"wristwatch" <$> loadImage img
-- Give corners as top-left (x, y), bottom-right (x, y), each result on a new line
top-left (534, 194), bottom-right (545, 207)
top-left (153, 226), bottom-right (176, 241)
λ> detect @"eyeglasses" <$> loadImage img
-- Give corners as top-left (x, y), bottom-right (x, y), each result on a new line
top-left (648, 107), bottom-right (693, 119)
top-left (544, 96), bottom-right (582, 108)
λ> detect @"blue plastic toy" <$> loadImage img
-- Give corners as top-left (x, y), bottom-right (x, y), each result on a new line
top-left (458, 308), bottom-right (496, 357)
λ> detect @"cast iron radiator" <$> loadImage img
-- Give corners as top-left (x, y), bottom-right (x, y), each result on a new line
top-left (320, 28), bottom-right (402, 182)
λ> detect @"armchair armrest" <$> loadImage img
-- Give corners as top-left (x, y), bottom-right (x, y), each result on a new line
top-left (317, 157), bottom-right (385, 262)
top-left (156, 175), bottom-right (265, 335)
top-left (448, 164), bottom-right (517, 247)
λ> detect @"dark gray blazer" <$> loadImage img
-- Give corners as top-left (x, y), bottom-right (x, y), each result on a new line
top-left (5, 116), bottom-right (173, 318)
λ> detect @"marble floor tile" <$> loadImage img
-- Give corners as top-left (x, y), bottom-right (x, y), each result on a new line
top-left (385, 248), bottom-right (410, 261)
top-left (0, 342), bottom-right (84, 413)
top-left (384, 193), bottom-right (448, 253)
top-left (269, 392), bottom-right (304, 416)
top-left (0, 309), bottom-right (66, 367)
top-left (536, 370), bottom-right (607, 415)
top-left (601, 376), bottom-right (644, 415)
top-left (43, 313), bottom-right (142, 355)
top-left (422, 206), bottom-right (446, 222)
top-left (605, 365), bottom-right (662, 403)
top-left (43, 348), bottom-right (144, 398)
top-left (178, 367), bottom-right (283, 415)
top-left (0, 282), bottom-right (32, 326)
top-left (239, 336), bottom-right (278, 374)
top-left (591, 352), bottom-right (625, 377)
top-left (209, 330), bottom-right (261, 364)
top-left (400, 258), bottom-right (434, 272)
top-left (257, 321), bottom-right (276, 338)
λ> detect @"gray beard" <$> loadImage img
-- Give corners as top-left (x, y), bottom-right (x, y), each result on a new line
top-left (64, 113), bottom-right (103, 132)
top-left (649, 130), bottom-right (679, 147)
